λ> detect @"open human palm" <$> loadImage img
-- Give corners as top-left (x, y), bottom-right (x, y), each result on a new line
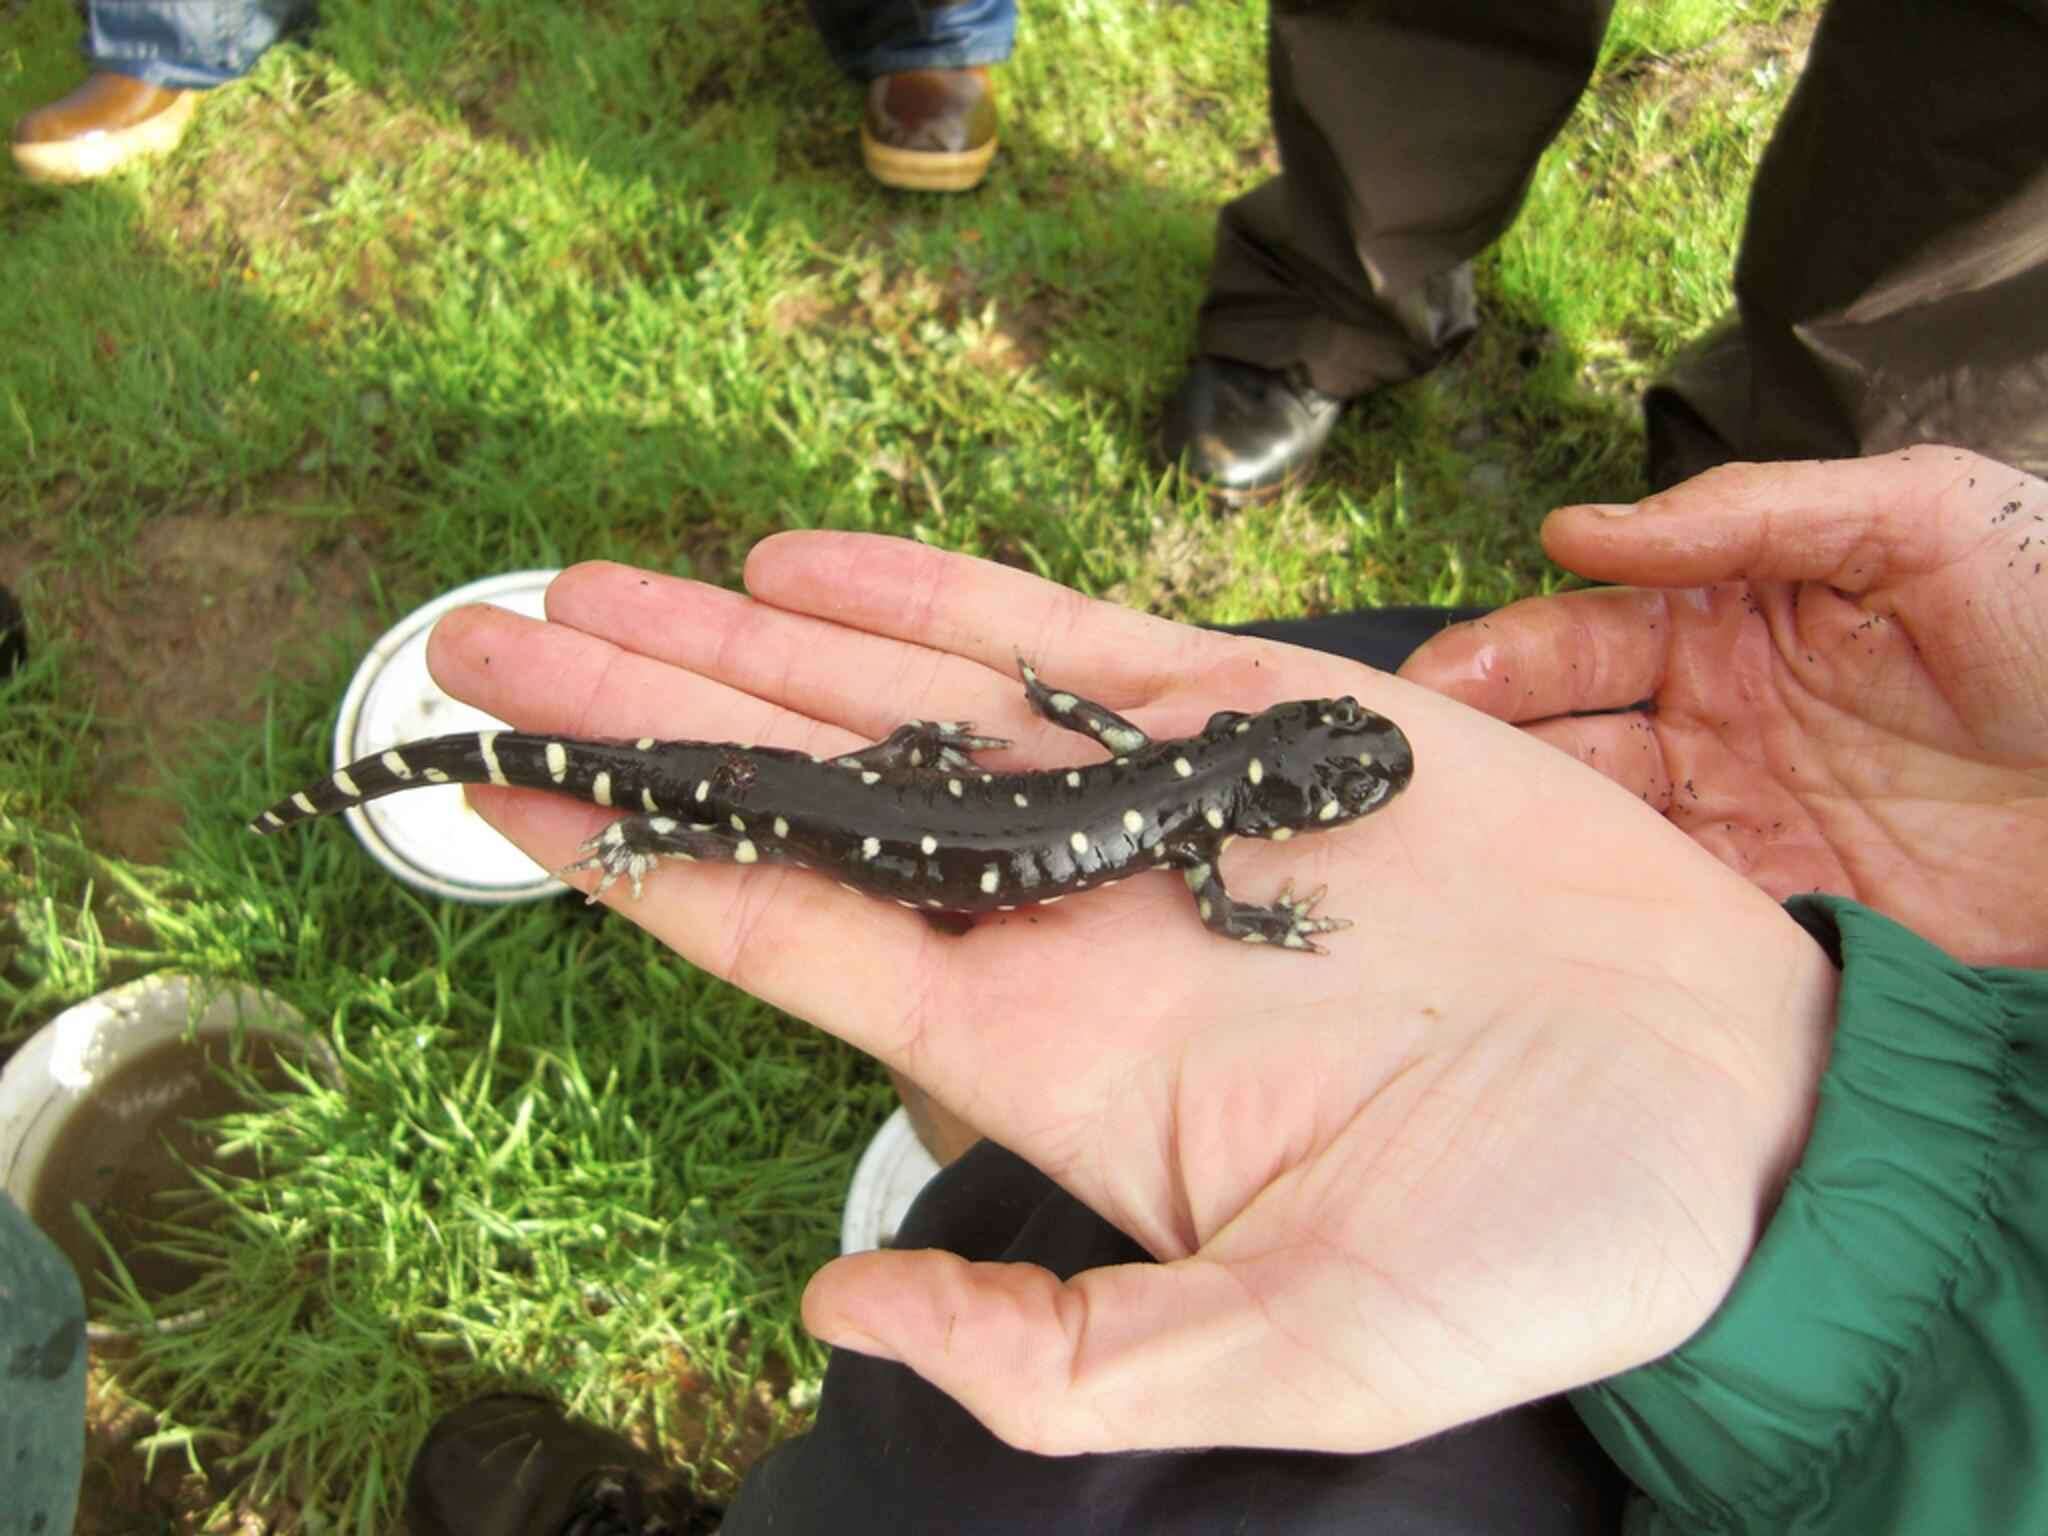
top-left (425, 533), bottom-right (1835, 1457)
top-left (1404, 449), bottom-right (2048, 966)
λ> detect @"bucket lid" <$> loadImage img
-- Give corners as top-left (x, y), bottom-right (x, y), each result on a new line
top-left (839, 1107), bottom-right (942, 1254)
top-left (333, 570), bottom-right (568, 903)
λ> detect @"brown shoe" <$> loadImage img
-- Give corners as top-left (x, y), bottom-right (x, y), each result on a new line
top-left (860, 67), bottom-right (998, 192)
top-left (11, 73), bottom-right (201, 185)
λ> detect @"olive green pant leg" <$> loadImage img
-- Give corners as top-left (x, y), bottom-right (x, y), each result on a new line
top-left (1, 1192), bottom-right (87, 1536)
top-left (1648, 0), bottom-right (2048, 485)
top-left (1195, 0), bottom-right (1615, 399)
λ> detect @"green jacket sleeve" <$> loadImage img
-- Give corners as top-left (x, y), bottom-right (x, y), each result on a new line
top-left (1570, 896), bottom-right (2048, 1536)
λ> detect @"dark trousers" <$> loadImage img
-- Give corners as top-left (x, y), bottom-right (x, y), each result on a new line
top-left (1198, 0), bottom-right (2048, 485)
top-left (722, 605), bottom-right (1627, 1535)
top-left (724, 1146), bottom-right (1626, 1535)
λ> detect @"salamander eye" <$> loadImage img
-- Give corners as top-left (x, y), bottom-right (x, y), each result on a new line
top-left (1327, 698), bottom-right (1361, 725)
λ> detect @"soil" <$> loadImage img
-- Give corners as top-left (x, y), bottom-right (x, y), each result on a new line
top-left (0, 497), bottom-right (378, 866)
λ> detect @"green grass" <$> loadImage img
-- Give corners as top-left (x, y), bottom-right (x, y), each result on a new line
top-left (0, 0), bottom-right (1820, 1525)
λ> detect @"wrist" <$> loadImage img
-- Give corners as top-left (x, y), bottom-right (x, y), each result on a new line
top-left (1745, 912), bottom-right (1841, 1226)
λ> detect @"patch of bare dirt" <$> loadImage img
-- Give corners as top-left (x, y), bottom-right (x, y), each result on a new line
top-left (72, 1356), bottom-right (277, 1536)
top-left (147, 77), bottom-right (466, 319)
top-left (3, 498), bottom-right (379, 865)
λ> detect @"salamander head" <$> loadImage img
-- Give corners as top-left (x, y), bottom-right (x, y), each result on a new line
top-left (1222, 696), bottom-right (1414, 834)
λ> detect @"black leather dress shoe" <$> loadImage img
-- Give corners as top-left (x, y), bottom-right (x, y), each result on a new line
top-left (406, 1395), bottom-right (720, 1536)
top-left (1157, 357), bottom-right (1345, 504)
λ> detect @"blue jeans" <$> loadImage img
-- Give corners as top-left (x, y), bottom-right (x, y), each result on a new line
top-left (0, 1193), bottom-right (87, 1536)
top-left (807, 0), bottom-right (1015, 79)
top-left (84, 0), bottom-right (318, 90)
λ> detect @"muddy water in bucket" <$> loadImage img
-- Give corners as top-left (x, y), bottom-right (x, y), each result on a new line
top-left (26, 1031), bottom-right (301, 1307)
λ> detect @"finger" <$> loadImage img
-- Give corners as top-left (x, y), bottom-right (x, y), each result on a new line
top-left (1542, 447), bottom-right (2035, 591)
top-left (540, 561), bottom-right (1130, 760)
top-left (428, 598), bottom-right (851, 751)
top-left (801, 1248), bottom-right (1436, 1456)
top-left (1397, 588), bottom-right (1671, 723)
top-left (741, 531), bottom-right (1304, 713)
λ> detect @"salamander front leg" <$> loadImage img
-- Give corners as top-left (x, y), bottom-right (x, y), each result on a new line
top-left (564, 815), bottom-right (753, 902)
top-left (1169, 843), bottom-right (1352, 954)
top-left (1017, 658), bottom-right (1152, 756)
top-left (831, 721), bottom-right (1011, 776)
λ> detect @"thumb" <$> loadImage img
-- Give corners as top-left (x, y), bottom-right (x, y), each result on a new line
top-left (800, 1247), bottom-right (1410, 1456)
top-left (1541, 448), bottom-right (2017, 591)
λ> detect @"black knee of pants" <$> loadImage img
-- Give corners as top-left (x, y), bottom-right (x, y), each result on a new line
top-left (721, 1144), bottom-right (1629, 1534)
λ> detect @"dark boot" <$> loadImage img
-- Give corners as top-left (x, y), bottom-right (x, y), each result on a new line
top-left (1157, 357), bottom-right (1345, 504)
top-left (406, 1394), bottom-right (719, 1536)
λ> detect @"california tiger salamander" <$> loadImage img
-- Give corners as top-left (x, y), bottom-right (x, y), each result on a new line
top-left (251, 661), bottom-right (1413, 952)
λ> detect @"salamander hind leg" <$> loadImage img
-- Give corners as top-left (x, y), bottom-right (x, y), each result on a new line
top-left (832, 721), bottom-right (1011, 776)
top-left (1172, 845), bottom-right (1352, 954)
top-left (566, 814), bottom-right (757, 903)
top-left (1016, 658), bottom-right (1152, 756)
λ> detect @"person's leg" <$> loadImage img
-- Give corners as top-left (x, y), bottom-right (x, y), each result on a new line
top-left (808, 0), bottom-right (1015, 77)
top-left (1163, 1), bottom-right (1615, 501)
top-left (806, 0), bottom-right (1016, 192)
top-left (12, 1), bottom-right (317, 184)
top-left (1222, 606), bottom-right (1492, 674)
top-left (721, 1143), bottom-right (1629, 1534)
top-left (0, 1193), bottom-right (88, 1536)
top-left (83, 0), bottom-right (319, 90)
top-left (1646, 0), bottom-right (2048, 487)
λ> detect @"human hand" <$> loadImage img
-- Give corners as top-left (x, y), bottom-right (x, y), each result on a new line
top-left (1402, 449), bottom-right (2048, 967)
top-left (425, 536), bottom-right (1836, 1457)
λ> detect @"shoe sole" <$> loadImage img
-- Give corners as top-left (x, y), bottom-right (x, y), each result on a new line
top-left (861, 124), bottom-right (997, 192)
top-left (10, 91), bottom-right (198, 185)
